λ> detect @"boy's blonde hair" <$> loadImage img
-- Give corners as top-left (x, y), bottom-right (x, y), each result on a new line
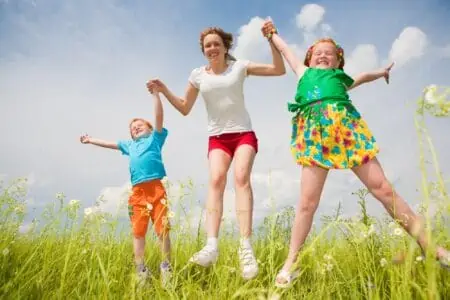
top-left (304, 38), bottom-right (345, 69)
top-left (129, 118), bottom-right (153, 139)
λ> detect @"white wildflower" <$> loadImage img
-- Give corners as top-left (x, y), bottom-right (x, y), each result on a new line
top-left (84, 207), bottom-right (93, 217)
top-left (393, 228), bottom-right (404, 236)
top-left (168, 211), bottom-right (175, 218)
top-left (325, 263), bottom-right (333, 272)
top-left (324, 254), bottom-right (333, 261)
top-left (146, 203), bottom-right (153, 211)
top-left (423, 84), bottom-right (439, 104)
top-left (388, 221), bottom-right (397, 229)
top-left (380, 258), bottom-right (388, 267)
top-left (161, 198), bottom-right (167, 205)
top-left (69, 199), bottom-right (80, 207)
top-left (2, 248), bottom-right (9, 256)
top-left (268, 292), bottom-right (281, 300)
top-left (14, 204), bottom-right (26, 214)
top-left (367, 224), bottom-right (376, 235)
top-left (416, 255), bottom-right (424, 262)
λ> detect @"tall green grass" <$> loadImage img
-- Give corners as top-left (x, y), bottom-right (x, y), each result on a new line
top-left (0, 87), bottom-right (449, 299)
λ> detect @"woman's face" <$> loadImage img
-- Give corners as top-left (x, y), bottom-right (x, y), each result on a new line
top-left (203, 33), bottom-right (227, 63)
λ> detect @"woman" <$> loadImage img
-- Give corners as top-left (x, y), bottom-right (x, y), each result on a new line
top-left (147, 23), bottom-right (285, 280)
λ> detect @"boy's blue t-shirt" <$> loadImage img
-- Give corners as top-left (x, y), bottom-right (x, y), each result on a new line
top-left (117, 128), bottom-right (168, 186)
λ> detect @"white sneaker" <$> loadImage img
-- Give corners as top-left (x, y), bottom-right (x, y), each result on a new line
top-left (188, 245), bottom-right (218, 267)
top-left (238, 247), bottom-right (258, 280)
top-left (136, 265), bottom-right (150, 286)
top-left (160, 261), bottom-right (173, 289)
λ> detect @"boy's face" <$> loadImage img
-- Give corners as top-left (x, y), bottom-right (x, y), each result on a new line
top-left (130, 120), bottom-right (151, 139)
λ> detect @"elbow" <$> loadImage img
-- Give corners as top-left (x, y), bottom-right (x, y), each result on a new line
top-left (273, 67), bottom-right (286, 76)
top-left (181, 108), bottom-right (190, 116)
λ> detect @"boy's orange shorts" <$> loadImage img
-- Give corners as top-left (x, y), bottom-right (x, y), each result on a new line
top-left (128, 179), bottom-right (170, 238)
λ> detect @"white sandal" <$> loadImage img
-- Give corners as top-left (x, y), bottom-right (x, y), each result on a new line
top-left (439, 253), bottom-right (450, 270)
top-left (274, 269), bottom-right (300, 288)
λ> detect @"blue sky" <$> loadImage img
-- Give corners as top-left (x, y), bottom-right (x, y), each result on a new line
top-left (1, 0), bottom-right (449, 231)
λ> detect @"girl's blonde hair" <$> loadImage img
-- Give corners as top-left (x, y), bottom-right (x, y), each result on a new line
top-left (199, 27), bottom-right (236, 61)
top-left (304, 38), bottom-right (345, 69)
top-left (129, 118), bottom-right (153, 139)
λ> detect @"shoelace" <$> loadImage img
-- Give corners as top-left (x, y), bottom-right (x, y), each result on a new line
top-left (239, 248), bottom-right (256, 267)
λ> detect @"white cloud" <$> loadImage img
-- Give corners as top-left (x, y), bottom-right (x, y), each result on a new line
top-left (345, 44), bottom-right (379, 76)
top-left (232, 16), bottom-right (267, 61)
top-left (320, 23), bottom-right (333, 36)
top-left (439, 44), bottom-right (450, 57)
top-left (91, 181), bottom-right (131, 216)
top-left (388, 27), bottom-right (428, 67)
top-left (1, 2), bottom-right (449, 231)
top-left (296, 4), bottom-right (326, 32)
top-left (0, 174), bottom-right (7, 183)
top-left (19, 222), bottom-right (33, 234)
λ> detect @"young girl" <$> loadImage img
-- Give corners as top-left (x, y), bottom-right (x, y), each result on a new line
top-left (261, 20), bottom-right (450, 288)
top-left (80, 92), bottom-right (172, 287)
top-left (147, 24), bottom-right (285, 280)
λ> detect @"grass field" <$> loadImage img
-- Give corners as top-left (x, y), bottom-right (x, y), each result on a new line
top-left (0, 88), bottom-right (449, 299)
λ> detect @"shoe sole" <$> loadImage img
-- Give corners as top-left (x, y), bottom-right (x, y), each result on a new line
top-left (189, 256), bottom-right (218, 267)
top-left (242, 269), bottom-right (259, 280)
top-left (274, 270), bottom-right (300, 289)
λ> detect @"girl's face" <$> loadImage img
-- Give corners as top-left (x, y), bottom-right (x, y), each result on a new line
top-left (203, 33), bottom-right (227, 64)
top-left (309, 42), bottom-right (340, 69)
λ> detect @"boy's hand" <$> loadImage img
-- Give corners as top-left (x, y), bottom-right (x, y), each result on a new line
top-left (146, 79), bottom-right (167, 94)
top-left (383, 62), bottom-right (394, 84)
top-left (80, 134), bottom-right (91, 144)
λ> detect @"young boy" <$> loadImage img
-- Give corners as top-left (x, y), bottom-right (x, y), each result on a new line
top-left (80, 91), bottom-right (172, 286)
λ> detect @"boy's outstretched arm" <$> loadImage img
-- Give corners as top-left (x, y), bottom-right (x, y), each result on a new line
top-left (80, 134), bottom-right (119, 150)
top-left (348, 62), bottom-right (394, 90)
top-left (152, 92), bottom-right (164, 133)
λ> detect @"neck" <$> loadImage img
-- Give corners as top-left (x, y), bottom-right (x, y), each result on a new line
top-left (208, 59), bottom-right (228, 74)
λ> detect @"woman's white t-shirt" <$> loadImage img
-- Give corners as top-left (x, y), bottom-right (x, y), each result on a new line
top-left (188, 59), bottom-right (253, 136)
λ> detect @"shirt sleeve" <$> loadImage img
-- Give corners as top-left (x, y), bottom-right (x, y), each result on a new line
top-left (188, 67), bottom-right (202, 89)
top-left (239, 59), bottom-right (251, 77)
top-left (340, 70), bottom-right (355, 88)
top-left (117, 140), bottom-right (131, 156)
top-left (152, 128), bottom-right (168, 147)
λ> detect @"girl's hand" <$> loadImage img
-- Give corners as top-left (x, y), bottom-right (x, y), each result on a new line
top-left (383, 62), bottom-right (395, 84)
top-left (146, 79), bottom-right (168, 94)
top-left (80, 134), bottom-right (91, 144)
top-left (261, 19), bottom-right (276, 38)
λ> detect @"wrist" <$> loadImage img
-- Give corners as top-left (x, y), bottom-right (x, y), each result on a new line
top-left (266, 28), bottom-right (278, 41)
